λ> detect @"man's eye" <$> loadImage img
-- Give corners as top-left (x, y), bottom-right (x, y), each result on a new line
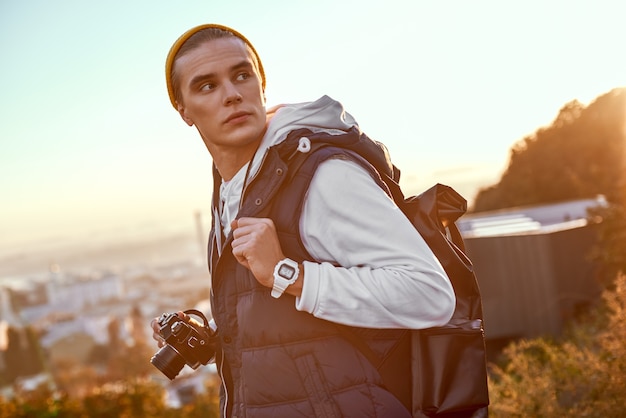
top-left (236, 72), bottom-right (250, 81)
top-left (200, 82), bottom-right (215, 91)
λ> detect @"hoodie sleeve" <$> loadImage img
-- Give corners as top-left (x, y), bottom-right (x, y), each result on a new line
top-left (294, 158), bottom-right (456, 329)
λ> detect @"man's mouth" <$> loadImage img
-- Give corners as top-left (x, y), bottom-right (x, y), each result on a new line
top-left (224, 111), bottom-right (250, 124)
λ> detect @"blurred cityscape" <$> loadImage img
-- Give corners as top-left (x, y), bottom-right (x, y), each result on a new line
top-left (0, 213), bottom-right (215, 406)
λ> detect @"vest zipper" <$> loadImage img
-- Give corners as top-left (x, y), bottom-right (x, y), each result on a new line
top-left (219, 349), bottom-right (229, 418)
top-left (215, 147), bottom-right (269, 418)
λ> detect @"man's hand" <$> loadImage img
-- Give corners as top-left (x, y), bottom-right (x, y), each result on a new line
top-left (150, 311), bottom-right (199, 348)
top-left (231, 217), bottom-right (284, 288)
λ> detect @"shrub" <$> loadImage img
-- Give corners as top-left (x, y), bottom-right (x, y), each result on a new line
top-left (0, 376), bottom-right (220, 418)
top-left (488, 274), bottom-right (626, 417)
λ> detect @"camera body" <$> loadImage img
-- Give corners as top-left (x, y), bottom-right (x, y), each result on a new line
top-left (150, 310), bottom-right (217, 380)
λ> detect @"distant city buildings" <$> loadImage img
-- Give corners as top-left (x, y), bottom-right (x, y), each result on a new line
top-left (0, 259), bottom-right (211, 393)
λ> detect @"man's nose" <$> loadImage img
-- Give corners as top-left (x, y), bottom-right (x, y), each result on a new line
top-left (223, 82), bottom-right (243, 105)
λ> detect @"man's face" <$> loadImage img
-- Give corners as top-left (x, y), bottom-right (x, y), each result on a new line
top-left (174, 37), bottom-right (267, 161)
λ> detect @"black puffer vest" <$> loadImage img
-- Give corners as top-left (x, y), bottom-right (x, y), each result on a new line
top-left (208, 128), bottom-right (410, 418)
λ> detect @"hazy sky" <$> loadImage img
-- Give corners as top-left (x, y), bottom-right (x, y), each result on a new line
top-left (1, 0), bottom-right (625, 254)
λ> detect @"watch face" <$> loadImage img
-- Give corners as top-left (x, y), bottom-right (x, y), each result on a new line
top-left (278, 264), bottom-right (296, 280)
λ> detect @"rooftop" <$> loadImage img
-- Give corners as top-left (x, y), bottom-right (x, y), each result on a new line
top-left (458, 195), bottom-right (608, 238)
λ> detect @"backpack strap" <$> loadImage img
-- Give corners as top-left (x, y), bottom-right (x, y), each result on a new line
top-left (271, 129), bottom-right (394, 259)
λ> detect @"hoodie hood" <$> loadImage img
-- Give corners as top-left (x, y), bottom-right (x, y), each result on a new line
top-left (250, 95), bottom-right (359, 180)
top-left (219, 95), bottom-right (359, 236)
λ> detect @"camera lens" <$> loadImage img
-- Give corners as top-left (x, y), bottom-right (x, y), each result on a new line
top-left (150, 344), bottom-right (186, 380)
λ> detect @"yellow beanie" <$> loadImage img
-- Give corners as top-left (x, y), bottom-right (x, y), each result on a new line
top-left (165, 24), bottom-right (266, 110)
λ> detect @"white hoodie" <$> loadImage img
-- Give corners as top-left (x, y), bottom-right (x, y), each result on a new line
top-left (218, 96), bottom-right (455, 329)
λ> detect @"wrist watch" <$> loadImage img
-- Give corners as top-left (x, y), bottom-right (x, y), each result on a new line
top-left (271, 258), bottom-right (299, 298)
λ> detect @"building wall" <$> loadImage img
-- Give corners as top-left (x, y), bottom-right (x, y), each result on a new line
top-left (464, 224), bottom-right (601, 340)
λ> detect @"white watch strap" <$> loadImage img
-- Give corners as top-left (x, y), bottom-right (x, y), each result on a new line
top-left (271, 276), bottom-right (291, 298)
top-left (271, 258), bottom-right (299, 298)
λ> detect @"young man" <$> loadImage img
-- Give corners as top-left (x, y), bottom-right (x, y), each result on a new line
top-left (154, 24), bottom-right (455, 417)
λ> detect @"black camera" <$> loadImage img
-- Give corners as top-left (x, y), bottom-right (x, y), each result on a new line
top-left (150, 309), bottom-right (217, 380)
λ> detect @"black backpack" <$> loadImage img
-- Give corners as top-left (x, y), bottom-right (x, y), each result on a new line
top-left (274, 127), bottom-right (490, 417)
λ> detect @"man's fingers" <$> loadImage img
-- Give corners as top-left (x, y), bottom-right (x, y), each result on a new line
top-left (150, 317), bottom-right (164, 347)
top-left (232, 217), bottom-right (274, 231)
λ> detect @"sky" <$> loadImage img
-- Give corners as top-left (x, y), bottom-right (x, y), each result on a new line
top-left (1, 0), bottom-right (625, 257)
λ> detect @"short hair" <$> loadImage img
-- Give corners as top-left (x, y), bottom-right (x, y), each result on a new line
top-left (166, 24), bottom-right (266, 109)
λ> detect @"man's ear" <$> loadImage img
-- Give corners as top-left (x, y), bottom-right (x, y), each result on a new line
top-left (177, 103), bottom-right (194, 126)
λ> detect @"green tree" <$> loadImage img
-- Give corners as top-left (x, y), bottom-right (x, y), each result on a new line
top-left (0, 326), bottom-right (45, 386)
top-left (473, 88), bottom-right (626, 211)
